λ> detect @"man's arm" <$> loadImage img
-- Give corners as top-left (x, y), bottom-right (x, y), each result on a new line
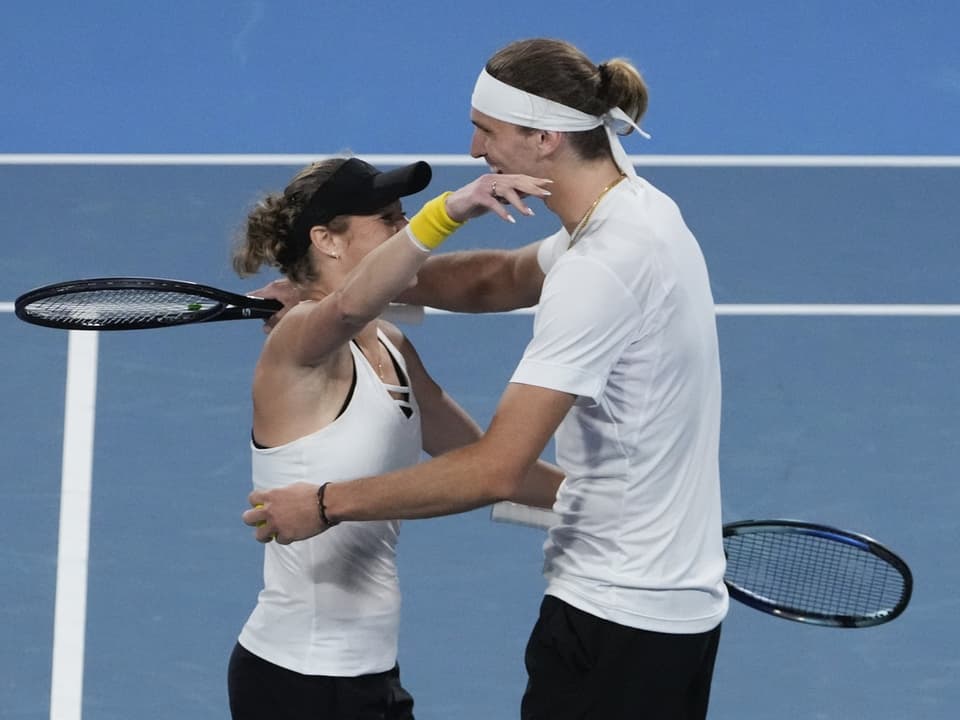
top-left (396, 241), bottom-right (545, 313)
top-left (389, 323), bottom-right (566, 503)
top-left (248, 241), bottom-right (545, 332)
top-left (244, 382), bottom-right (574, 543)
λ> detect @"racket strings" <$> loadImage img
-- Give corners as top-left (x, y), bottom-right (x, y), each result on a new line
top-left (22, 289), bottom-right (220, 327)
top-left (724, 531), bottom-right (906, 620)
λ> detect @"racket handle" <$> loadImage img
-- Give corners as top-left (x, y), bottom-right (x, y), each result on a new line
top-left (382, 303), bottom-right (425, 325)
top-left (490, 501), bottom-right (557, 530)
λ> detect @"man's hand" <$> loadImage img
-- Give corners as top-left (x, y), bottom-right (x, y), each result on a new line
top-left (249, 278), bottom-right (301, 334)
top-left (243, 482), bottom-right (328, 544)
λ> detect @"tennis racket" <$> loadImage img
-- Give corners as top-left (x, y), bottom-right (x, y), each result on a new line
top-left (15, 277), bottom-right (424, 331)
top-left (491, 502), bottom-right (913, 628)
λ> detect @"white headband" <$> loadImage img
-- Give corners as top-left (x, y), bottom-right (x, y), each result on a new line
top-left (470, 68), bottom-right (650, 178)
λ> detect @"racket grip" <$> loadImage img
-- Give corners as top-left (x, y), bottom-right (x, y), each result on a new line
top-left (490, 501), bottom-right (557, 530)
top-left (382, 303), bottom-right (425, 325)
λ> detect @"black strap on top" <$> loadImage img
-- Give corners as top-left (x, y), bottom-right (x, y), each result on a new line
top-left (380, 339), bottom-right (413, 418)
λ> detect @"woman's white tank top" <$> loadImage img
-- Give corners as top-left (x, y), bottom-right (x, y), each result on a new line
top-left (238, 330), bottom-right (421, 676)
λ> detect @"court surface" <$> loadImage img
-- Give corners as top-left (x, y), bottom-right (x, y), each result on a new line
top-left (1, 158), bottom-right (958, 720)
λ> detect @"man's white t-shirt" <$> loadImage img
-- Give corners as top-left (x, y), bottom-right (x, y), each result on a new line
top-left (511, 175), bottom-right (729, 634)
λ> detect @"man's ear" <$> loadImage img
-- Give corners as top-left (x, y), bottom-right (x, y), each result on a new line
top-left (309, 225), bottom-right (345, 259)
top-left (536, 129), bottom-right (564, 159)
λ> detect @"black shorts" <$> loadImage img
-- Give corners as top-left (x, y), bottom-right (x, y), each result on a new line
top-left (227, 642), bottom-right (415, 720)
top-left (521, 595), bottom-right (721, 720)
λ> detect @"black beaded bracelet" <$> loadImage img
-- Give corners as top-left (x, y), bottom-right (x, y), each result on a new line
top-left (317, 482), bottom-right (339, 527)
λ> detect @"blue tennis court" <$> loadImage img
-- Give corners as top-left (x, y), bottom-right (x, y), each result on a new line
top-left (2, 158), bottom-right (958, 720)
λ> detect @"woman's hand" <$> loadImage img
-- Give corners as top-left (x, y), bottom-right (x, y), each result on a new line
top-left (249, 278), bottom-right (300, 333)
top-left (444, 173), bottom-right (552, 224)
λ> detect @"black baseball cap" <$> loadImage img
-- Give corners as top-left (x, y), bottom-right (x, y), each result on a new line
top-left (292, 158), bottom-right (432, 244)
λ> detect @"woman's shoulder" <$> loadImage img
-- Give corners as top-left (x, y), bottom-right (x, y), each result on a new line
top-left (377, 319), bottom-right (408, 349)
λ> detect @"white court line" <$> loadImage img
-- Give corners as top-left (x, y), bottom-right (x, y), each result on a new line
top-left (421, 304), bottom-right (960, 317)
top-left (49, 331), bottom-right (99, 720)
top-left (714, 304), bottom-right (960, 316)
top-left (1, 153), bottom-right (960, 167)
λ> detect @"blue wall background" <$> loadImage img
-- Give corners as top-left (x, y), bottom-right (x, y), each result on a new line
top-left (2, 1), bottom-right (959, 155)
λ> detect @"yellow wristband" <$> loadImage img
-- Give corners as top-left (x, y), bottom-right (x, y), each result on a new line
top-left (407, 192), bottom-right (465, 250)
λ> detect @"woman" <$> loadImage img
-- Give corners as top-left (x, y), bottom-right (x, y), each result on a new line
top-left (227, 155), bottom-right (557, 719)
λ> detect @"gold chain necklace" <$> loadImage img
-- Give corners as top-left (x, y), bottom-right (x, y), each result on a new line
top-left (569, 173), bottom-right (626, 247)
top-left (358, 341), bottom-right (384, 380)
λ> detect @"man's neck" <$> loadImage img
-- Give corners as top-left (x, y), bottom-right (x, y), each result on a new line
top-left (545, 159), bottom-right (624, 234)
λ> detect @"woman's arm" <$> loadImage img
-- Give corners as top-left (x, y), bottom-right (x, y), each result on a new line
top-left (250, 176), bottom-right (550, 344)
top-left (270, 174), bottom-right (550, 366)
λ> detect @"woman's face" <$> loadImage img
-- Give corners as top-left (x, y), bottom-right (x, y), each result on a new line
top-left (338, 200), bottom-right (408, 265)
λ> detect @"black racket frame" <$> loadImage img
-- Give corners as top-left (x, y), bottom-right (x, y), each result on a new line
top-left (14, 277), bottom-right (282, 330)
